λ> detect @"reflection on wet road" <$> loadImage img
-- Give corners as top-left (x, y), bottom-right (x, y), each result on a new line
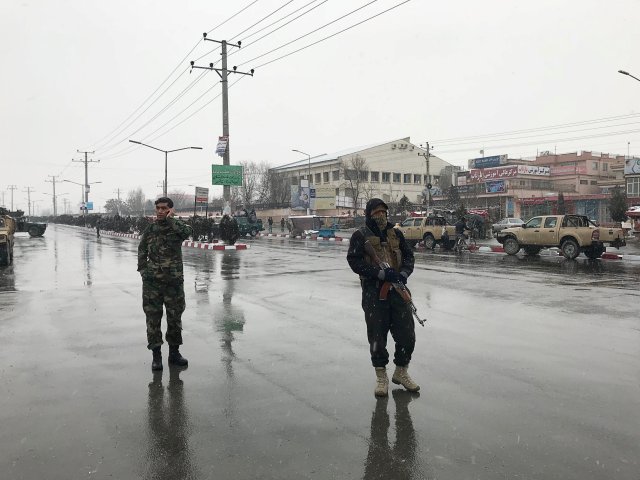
top-left (0, 225), bottom-right (638, 480)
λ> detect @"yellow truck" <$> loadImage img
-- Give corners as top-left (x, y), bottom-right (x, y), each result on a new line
top-left (397, 215), bottom-right (458, 249)
top-left (497, 214), bottom-right (625, 259)
top-left (0, 215), bottom-right (16, 266)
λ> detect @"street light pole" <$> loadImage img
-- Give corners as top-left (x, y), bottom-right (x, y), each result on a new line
top-left (292, 149), bottom-right (312, 215)
top-left (129, 140), bottom-right (202, 197)
top-left (618, 69), bottom-right (640, 83)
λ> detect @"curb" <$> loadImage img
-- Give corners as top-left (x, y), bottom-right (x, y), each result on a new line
top-left (260, 233), bottom-right (350, 243)
top-left (182, 240), bottom-right (249, 251)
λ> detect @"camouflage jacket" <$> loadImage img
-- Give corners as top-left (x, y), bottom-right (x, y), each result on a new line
top-left (137, 217), bottom-right (192, 280)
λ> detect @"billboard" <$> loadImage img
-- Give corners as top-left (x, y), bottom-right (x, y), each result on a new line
top-left (468, 155), bottom-right (507, 169)
top-left (212, 165), bottom-right (243, 186)
top-left (469, 166), bottom-right (517, 183)
top-left (624, 158), bottom-right (640, 175)
top-left (485, 180), bottom-right (506, 194)
top-left (550, 165), bottom-right (587, 175)
top-left (311, 186), bottom-right (336, 210)
top-left (291, 185), bottom-right (310, 209)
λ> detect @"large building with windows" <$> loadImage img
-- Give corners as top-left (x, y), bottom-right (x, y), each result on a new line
top-left (271, 137), bottom-right (457, 212)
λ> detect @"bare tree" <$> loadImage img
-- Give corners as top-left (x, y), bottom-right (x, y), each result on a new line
top-left (238, 160), bottom-right (261, 206)
top-left (167, 189), bottom-right (192, 211)
top-left (338, 154), bottom-right (369, 214)
top-left (126, 188), bottom-right (146, 216)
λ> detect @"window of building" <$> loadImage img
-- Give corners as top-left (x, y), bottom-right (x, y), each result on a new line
top-left (519, 180), bottom-right (526, 186)
top-left (592, 162), bottom-right (599, 169)
top-left (590, 180), bottom-right (597, 185)
top-left (382, 172), bottom-right (390, 183)
top-left (370, 171), bottom-right (379, 182)
top-left (323, 172), bottom-right (329, 183)
top-left (602, 163), bottom-right (608, 171)
top-left (359, 170), bottom-right (369, 181)
top-left (403, 173), bottom-right (412, 183)
top-left (627, 177), bottom-right (640, 196)
top-left (291, 177), bottom-right (299, 185)
top-left (332, 170), bottom-right (340, 181)
top-left (580, 180), bottom-right (588, 185)
top-left (315, 173), bottom-right (321, 184)
top-left (335, 188), bottom-right (340, 195)
top-left (393, 173), bottom-right (401, 183)
top-left (414, 174), bottom-right (421, 184)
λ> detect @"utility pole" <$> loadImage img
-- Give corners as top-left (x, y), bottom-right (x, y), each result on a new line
top-left (46, 175), bottom-right (59, 216)
top-left (114, 188), bottom-right (122, 215)
top-left (191, 33), bottom-right (254, 202)
top-left (7, 185), bottom-right (17, 211)
top-left (74, 150), bottom-right (99, 225)
top-left (418, 142), bottom-right (432, 211)
top-left (23, 187), bottom-right (35, 217)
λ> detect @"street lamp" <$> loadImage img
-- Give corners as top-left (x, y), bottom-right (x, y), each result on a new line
top-left (292, 149), bottom-right (312, 216)
top-left (618, 69), bottom-right (640, 83)
top-left (64, 180), bottom-right (102, 211)
top-left (129, 140), bottom-right (203, 196)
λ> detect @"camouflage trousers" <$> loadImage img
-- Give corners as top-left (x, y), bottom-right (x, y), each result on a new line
top-left (142, 278), bottom-right (185, 350)
top-left (361, 283), bottom-right (415, 368)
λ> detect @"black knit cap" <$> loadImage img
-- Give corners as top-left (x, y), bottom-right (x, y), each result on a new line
top-left (365, 198), bottom-right (389, 218)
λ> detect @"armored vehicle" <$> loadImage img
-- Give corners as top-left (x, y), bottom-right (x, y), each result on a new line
top-left (0, 215), bottom-right (16, 266)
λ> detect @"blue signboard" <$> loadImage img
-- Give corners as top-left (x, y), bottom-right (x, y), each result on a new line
top-left (485, 180), bottom-right (506, 194)
top-left (470, 155), bottom-right (505, 169)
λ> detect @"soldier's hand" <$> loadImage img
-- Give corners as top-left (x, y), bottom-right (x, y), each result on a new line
top-left (167, 208), bottom-right (175, 218)
top-left (382, 267), bottom-right (402, 284)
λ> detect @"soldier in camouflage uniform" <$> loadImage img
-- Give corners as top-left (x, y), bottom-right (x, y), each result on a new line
top-left (138, 197), bottom-right (193, 371)
top-left (347, 198), bottom-right (419, 397)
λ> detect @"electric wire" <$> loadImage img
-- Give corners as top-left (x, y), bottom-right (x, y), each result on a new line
top-left (433, 112), bottom-right (640, 144)
top-left (435, 128), bottom-right (640, 154)
top-left (89, 0), bottom-right (263, 151)
top-left (252, 0), bottom-right (412, 69)
top-left (98, 70), bottom-right (210, 155)
top-left (237, 0), bottom-right (381, 67)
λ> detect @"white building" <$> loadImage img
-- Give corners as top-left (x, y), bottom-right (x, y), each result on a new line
top-left (271, 137), bottom-right (456, 212)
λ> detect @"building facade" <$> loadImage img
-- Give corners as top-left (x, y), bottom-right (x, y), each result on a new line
top-left (271, 137), bottom-right (456, 213)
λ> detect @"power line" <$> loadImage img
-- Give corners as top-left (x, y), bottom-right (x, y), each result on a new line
top-left (97, 70), bottom-right (210, 155)
top-left (433, 112), bottom-right (640, 144)
top-left (252, 0), bottom-right (413, 69)
top-left (237, 0), bottom-right (382, 67)
top-left (89, 0), bottom-right (263, 150)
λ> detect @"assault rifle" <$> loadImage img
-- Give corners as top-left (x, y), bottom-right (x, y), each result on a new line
top-left (364, 240), bottom-right (426, 327)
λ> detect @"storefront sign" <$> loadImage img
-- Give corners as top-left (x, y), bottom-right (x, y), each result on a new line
top-left (550, 165), bottom-right (587, 175)
top-left (468, 166), bottom-right (517, 183)
top-left (517, 165), bottom-right (550, 176)
top-left (485, 180), bottom-right (506, 194)
top-left (468, 155), bottom-right (507, 169)
top-left (624, 158), bottom-right (640, 175)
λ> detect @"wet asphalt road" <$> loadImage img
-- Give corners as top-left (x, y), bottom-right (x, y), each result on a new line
top-left (0, 225), bottom-right (639, 480)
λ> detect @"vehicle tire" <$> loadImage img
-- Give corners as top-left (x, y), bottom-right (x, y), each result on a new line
top-left (523, 246), bottom-right (541, 256)
top-left (584, 245), bottom-right (604, 259)
top-left (28, 226), bottom-right (40, 237)
top-left (503, 237), bottom-right (520, 255)
top-left (423, 234), bottom-right (436, 250)
top-left (249, 228), bottom-right (258, 237)
top-left (561, 239), bottom-right (580, 260)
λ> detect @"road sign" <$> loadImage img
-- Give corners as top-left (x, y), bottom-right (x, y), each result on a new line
top-left (194, 186), bottom-right (209, 205)
top-left (212, 165), bottom-right (243, 186)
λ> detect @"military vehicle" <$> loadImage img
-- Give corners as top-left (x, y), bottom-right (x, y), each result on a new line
top-left (234, 215), bottom-right (264, 237)
top-left (14, 215), bottom-right (47, 237)
top-left (0, 215), bottom-right (16, 266)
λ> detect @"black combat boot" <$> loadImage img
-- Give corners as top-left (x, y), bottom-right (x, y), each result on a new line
top-left (151, 347), bottom-right (163, 371)
top-left (168, 345), bottom-right (188, 367)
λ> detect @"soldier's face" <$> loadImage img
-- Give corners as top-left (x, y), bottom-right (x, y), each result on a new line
top-left (155, 202), bottom-right (170, 220)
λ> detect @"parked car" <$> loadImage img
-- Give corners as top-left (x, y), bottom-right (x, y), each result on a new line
top-left (492, 217), bottom-right (524, 235)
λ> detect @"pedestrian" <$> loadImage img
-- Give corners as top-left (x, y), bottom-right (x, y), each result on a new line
top-left (95, 219), bottom-right (101, 238)
top-left (268, 216), bottom-right (273, 233)
top-left (138, 197), bottom-right (193, 371)
top-left (347, 198), bottom-right (419, 397)
top-left (280, 217), bottom-right (285, 233)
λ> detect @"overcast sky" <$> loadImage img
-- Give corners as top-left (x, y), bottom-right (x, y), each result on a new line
top-left (1, 0), bottom-right (639, 214)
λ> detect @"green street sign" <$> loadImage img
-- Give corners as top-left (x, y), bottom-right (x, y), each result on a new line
top-left (212, 164), bottom-right (243, 186)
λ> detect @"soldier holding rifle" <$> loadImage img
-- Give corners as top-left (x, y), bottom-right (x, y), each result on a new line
top-left (347, 198), bottom-right (421, 397)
